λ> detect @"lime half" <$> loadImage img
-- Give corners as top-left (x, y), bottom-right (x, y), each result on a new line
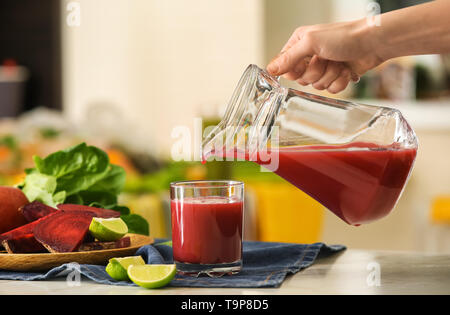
top-left (106, 256), bottom-right (146, 281)
top-left (89, 217), bottom-right (128, 241)
top-left (128, 264), bottom-right (176, 289)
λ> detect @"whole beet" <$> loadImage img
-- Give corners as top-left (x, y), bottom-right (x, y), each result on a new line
top-left (0, 186), bottom-right (29, 234)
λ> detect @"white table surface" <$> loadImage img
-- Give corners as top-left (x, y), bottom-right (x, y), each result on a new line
top-left (0, 249), bottom-right (448, 295)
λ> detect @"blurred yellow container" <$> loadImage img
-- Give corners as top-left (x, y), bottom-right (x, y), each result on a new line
top-left (120, 193), bottom-right (168, 238)
top-left (247, 181), bottom-right (324, 244)
top-left (431, 196), bottom-right (450, 224)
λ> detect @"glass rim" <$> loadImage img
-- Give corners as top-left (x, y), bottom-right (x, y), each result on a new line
top-left (170, 180), bottom-right (244, 189)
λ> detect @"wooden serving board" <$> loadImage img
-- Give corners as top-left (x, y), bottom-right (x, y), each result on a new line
top-left (0, 233), bottom-right (153, 271)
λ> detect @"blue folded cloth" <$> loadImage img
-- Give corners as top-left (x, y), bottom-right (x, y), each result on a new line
top-left (0, 240), bottom-right (345, 288)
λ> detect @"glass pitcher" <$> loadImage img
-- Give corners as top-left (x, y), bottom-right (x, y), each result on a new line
top-left (202, 64), bottom-right (418, 226)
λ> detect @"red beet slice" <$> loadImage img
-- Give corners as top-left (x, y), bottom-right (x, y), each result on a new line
top-left (78, 236), bottom-right (131, 251)
top-left (19, 201), bottom-right (58, 222)
top-left (0, 212), bottom-right (58, 244)
top-left (57, 204), bottom-right (120, 218)
top-left (1, 233), bottom-right (47, 253)
top-left (33, 211), bottom-right (95, 253)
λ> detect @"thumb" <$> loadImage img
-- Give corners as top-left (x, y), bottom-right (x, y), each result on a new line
top-left (267, 41), bottom-right (314, 76)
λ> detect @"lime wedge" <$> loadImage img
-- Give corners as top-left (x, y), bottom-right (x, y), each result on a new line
top-left (127, 264), bottom-right (177, 289)
top-left (106, 256), bottom-right (146, 281)
top-left (89, 217), bottom-right (128, 241)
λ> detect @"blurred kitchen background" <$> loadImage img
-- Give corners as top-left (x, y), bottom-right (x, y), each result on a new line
top-left (1, 0), bottom-right (450, 253)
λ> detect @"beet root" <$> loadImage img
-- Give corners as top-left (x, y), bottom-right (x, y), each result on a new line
top-left (33, 211), bottom-right (95, 253)
top-left (0, 186), bottom-right (29, 234)
top-left (1, 234), bottom-right (47, 253)
top-left (19, 201), bottom-right (58, 222)
top-left (78, 236), bottom-right (131, 251)
top-left (0, 212), bottom-right (58, 244)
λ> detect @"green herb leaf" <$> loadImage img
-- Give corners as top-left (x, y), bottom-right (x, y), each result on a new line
top-left (78, 191), bottom-right (118, 209)
top-left (120, 214), bottom-right (149, 236)
top-left (21, 173), bottom-right (66, 207)
top-left (32, 142), bottom-right (110, 196)
top-left (109, 205), bottom-right (131, 215)
top-left (88, 164), bottom-right (126, 195)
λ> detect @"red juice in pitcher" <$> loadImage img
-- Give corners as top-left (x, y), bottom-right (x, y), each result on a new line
top-left (250, 142), bottom-right (417, 225)
top-left (202, 65), bottom-right (419, 226)
top-left (171, 197), bottom-right (243, 265)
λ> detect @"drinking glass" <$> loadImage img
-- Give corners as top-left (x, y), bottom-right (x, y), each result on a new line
top-left (170, 180), bottom-right (244, 277)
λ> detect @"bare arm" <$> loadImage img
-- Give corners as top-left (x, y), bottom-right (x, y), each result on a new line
top-left (372, 0), bottom-right (450, 60)
top-left (267, 0), bottom-right (450, 94)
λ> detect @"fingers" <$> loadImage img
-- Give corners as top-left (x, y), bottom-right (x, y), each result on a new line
top-left (296, 55), bottom-right (327, 85)
top-left (351, 72), bottom-right (361, 83)
top-left (267, 40), bottom-right (314, 76)
top-left (327, 68), bottom-right (352, 94)
top-left (282, 58), bottom-right (309, 81)
top-left (295, 59), bottom-right (352, 94)
top-left (267, 25), bottom-right (361, 93)
top-left (312, 61), bottom-right (342, 90)
top-left (266, 24), bottom-right (355, 94)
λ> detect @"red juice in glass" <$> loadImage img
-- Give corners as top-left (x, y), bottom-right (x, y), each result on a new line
top-left (171, 197), bottom-right (243, 264)
top-left (170, 181), bottom-right (244, 276)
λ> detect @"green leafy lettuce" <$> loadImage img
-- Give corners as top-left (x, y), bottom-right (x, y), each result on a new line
top-left (20, 143), bottom-right (149, 235)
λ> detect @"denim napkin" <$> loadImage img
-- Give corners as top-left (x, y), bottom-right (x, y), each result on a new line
top-left (0, 240), bottom-right (345, 288)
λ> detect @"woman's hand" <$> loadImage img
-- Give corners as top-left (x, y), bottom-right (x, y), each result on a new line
top-left (267, 19), bottom-right (384, 94)
top-left (267, 1), bottom-right (450, 94)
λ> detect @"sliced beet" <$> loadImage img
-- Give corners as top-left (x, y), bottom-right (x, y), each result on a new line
top-left (19, 201), bottom-right (58, 222)
top-left (78, 236), bottom-right (131, 251)
top-left (2, 233), bottom-right (47, 253)
top-left (0, 212), bottom-right (58, 244)
top-left (33, 211), bottom-right (95, 253)
top-left (57, 204), bottom-right (120, 218)
top-left (0, 222), bottom-right (35, 244)
top-left (116, 236), bottom-right (131, 248)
